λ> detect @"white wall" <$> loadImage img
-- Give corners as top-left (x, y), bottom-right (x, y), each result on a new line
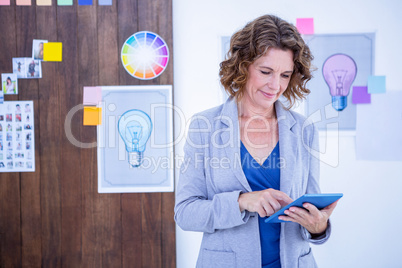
top-left (172, 1), bottom-right (402, 267)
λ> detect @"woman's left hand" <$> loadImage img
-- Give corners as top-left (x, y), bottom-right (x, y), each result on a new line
top-left (278, 200), bottom-right (339, 235)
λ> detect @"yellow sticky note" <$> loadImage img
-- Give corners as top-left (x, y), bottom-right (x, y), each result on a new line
top-left (83, 107), bottom-right (102, 126)
top-left (43, 42), bottom-right (63, 62)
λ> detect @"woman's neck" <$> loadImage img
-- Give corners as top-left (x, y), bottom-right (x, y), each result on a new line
top-left (237, 97), bottom-right (276, 119)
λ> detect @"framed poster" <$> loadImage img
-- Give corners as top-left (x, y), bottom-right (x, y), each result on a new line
top-left (97, 85), bottom-right (173, 193)
top-left (305, 33), bottom-right (375, 131)
top-left (0, 101), bottom-right (35, 172)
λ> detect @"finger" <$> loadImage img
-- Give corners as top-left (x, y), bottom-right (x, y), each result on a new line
top-left (262, 202), bottom-right (275, 216)
top-left (272, 191), bottom-right (293, 206)
top-left (286, 207), bottom-right (312, 225)
top-left (303, 203), bottom-right (320, 217)
top-left (283, 209), bottom-right (306, 225)
top-left (267, 197), bottom-right (282, 212)
top-left (320, 200), bottom-right (339, 217)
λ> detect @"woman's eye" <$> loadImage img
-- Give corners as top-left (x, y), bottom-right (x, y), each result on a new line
top-left (261, 71), bottom-right (270, 75)
top-left (282, 74), bottom-right (290, 79)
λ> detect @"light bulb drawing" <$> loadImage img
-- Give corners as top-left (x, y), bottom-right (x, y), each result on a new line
top-left (118, 109), bottom-right (153, 168)
top-left (322, 53), bottom-right (357, 111)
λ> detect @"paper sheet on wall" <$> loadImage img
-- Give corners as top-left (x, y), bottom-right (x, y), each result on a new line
top-left (356, 91), bottom-right (402, 161)
top-left (0, 101), bottom-right (35, 172)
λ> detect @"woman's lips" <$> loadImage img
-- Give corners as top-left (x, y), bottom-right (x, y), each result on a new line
top-left (260, 90), bottom-right (277, 98)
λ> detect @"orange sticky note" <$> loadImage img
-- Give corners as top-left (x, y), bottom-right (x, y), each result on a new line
top-left (43, 42), bottom-right (63, 62)
top-left (16, 0), bottom-right (31, 5)
top-left (83, 107), bottom-right (102, 125)
top-left (296, 18), bottom-right (314, 35)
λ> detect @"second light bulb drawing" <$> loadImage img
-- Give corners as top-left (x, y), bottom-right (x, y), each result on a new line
top-left (118, 109), bottom-right (153, 168)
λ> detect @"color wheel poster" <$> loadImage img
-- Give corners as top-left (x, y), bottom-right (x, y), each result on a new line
top-left (121, 31), bottom-right (169, 80)
top-left (0, 101), bottom-right (35, 172)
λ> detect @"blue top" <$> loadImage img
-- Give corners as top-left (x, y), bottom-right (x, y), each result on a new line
top-left (240, 141), bottom-right (281, 268)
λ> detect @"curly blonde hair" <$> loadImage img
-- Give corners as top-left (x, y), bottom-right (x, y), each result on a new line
top-left (219, 15), bottom-right (314, 108)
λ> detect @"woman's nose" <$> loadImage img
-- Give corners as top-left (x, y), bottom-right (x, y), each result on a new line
top-left (267, 75), bottom-right (280, 91)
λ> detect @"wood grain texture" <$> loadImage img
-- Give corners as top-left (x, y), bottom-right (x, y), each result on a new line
top-left (97, 1), bottom-right (122, 267)
top-left (15, 3), bottom-right (43, 268)
top-left (0, 3), bottom-right (21, 268)
top-left (35, 3), bottom-right (62, 267)
top-left (0, 0), bottom-right (175, 267)
top-left (57, 4), bottom-right (83, 268)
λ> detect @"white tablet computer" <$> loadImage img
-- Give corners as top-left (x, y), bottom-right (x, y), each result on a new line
top-left (264, 193), bottom-right (343, 224)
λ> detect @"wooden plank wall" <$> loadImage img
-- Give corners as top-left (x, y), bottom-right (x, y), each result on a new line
top-left (0, 0), bottom-right (175, 267)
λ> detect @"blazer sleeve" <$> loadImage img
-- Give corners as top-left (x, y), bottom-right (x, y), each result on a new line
top-left (299, 122), bottom-right (332, 244)
top-left (174, 115), bottom-right (250, 233)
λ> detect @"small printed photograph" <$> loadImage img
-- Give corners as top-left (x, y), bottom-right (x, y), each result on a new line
top-left (25, 104), bottom-right (31, 113)
top-left (7, 161), bottom-right (13, 169)
top-left (27, 150), bottom-right (32, 159)
top-left (26, 132), bottom-right (32, 141)
top-left (0, 115), bottom-right (3, 121)
top-left (16, 133), bottom-right (21, 141)
top-left (16, 162), bottom-right (24, 168)
top-left (26, 114), bottom-right (31, 122)
top-left (32, 39), bottom-right (48, 60)
top-left (7, 141), bottom-right (12, 148)
top-left (1, 73), bottom-right (18, 95)
top-left (15, 153), bottom-right (24, 159)
top-left (6, 133), bottom-right (12, 141)
top-left (6, 114), bottom-right (12, 122)
top-left (0, 124), bottom-right (2, 131)
top-left (26, 141), bottom-right (31, 150)
top-left (24, 124), bottom-right (32, 130)
top-left (12, 58), bottom-right (26, 78)
top-left (16, 125), bottom-right (22, 131)
top-left (6, 124), bottom-right (12, 131)
top-left (15, 104), bottom-right (21, 113)
top-left (16, 114), bottom-right (21, 122)
top-left (26, 162), bottom-right (32, 169)
top-left (0, 142), bottom-right (2, 151)
top-left (6, 150), bottom-right (12, 160)
top-left (16, 142), bottom-right (22, 150)
top-left (26, 59), bottom-right (42, 78)
top-left (0, 162), bottom-right (4, 168)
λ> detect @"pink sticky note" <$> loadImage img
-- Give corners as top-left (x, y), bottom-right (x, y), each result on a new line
top-left (83, 86), bottom-right (102, 105)
top-left (0, 0), bottom-right (11, 5)
top-left (352, 86), bottom-right (371, 104)
top-left (296, 18), bottom-right (314, 35)
top-left (16, 0), bottom-right (31, 5)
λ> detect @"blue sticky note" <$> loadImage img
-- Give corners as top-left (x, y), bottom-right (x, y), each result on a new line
top-left (79, 0), bottom-right (92, 5)
top-left (99, 0), bottom-right (111, 5)
top-left (368, 76), bottom-right (386, 94)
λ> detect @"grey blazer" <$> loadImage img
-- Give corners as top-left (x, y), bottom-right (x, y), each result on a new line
top-left (175, 97), bottom-right (331, 268)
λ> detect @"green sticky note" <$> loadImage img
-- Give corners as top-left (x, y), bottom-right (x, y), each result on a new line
top-left (43, 42), bottom-right (62, 62)
top-left (57, 0), bottom-right (72, 5)
top-left (83, 107), bottom-right (102, 125)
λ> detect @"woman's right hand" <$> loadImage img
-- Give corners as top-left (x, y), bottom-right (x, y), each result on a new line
top-left (238, 189), bottom-right (293, 217)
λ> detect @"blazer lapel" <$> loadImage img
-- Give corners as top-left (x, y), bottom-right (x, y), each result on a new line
top-left (219, 98), bottom-right (252, 192)
top-left (276, 101), bottom-right (298, 197)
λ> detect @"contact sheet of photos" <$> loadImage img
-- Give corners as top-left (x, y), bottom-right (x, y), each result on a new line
top-left (0, 101), bottom-right (35, 172)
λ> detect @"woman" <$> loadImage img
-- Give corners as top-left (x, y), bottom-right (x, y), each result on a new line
top-left (175, 15), bottom-right (338, 268)
top-left (5, 77), bottom-right (14, 94)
